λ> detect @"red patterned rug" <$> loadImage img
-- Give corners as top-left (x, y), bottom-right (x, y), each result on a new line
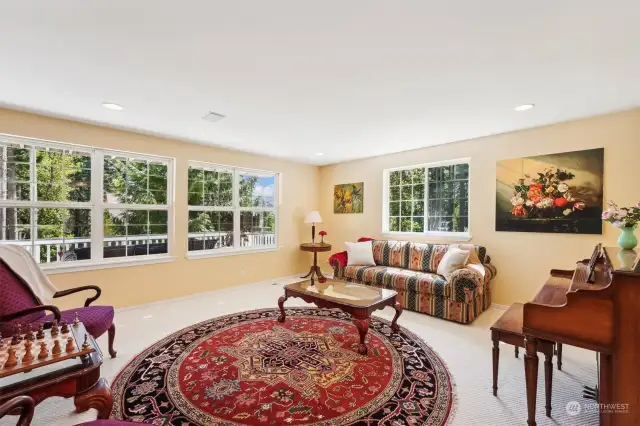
top-left (111, 308), bottom-right (456, 425)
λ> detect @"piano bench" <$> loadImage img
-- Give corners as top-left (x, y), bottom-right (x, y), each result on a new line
top-left (490, 303), bottom-right (562, 418)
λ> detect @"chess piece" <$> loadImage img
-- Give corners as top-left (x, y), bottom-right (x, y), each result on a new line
top-left (82, 334), bottom-right (91, 350)
top-left (0, 331), bottom-right (3, 349)
top-left (22, 341), bottom-right (34, 363)
top-left (66, 337), bottom-right (75, 353)
top-left (38, 342), bottom-right (49, 360)
top-left (61, 321), bottom-right (70, 334)
top-left (52, 339), bottom-right (62, 356)
top-left (51, 320), bottom-right (59, 337)
top-left (36, 324), bottom-right (45, 340)
top-left (4, 348), bottom-right (17, 368)
top-left (25, 325), bottom-right (35, 341)
top-left (11, 324), bottom-right (22, 346)
top-left (73, 312), bottom-right (80, 326)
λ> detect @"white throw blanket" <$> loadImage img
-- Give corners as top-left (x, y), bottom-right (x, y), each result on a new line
top-left (0, 244), bottom-right (58, 304)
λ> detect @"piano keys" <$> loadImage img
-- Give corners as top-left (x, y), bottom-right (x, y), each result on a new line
top-left (522, 245), bottom-right (640, 426)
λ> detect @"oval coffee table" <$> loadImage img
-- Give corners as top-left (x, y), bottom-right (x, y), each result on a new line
top-left (278, 278), bottom-right (402, 355)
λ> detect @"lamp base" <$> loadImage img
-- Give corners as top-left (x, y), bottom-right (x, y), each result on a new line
top-left (311, 223), bottom-right (316, 244)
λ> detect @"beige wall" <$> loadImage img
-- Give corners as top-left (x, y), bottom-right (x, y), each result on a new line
top-left (0, 108), bottom-right (320, 309)
top-left (318, 108), bottom-right (640, 305)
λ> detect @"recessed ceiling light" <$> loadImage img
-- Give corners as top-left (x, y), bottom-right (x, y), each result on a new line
top-left (102, 102), bottom-right (124, 111)
top-left (315, 153), bottom-right (324, 156)
top-left (514, 104), bottom-right (535, 112)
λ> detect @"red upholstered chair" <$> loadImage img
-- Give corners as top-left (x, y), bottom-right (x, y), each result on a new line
top-left (0, 260), bottom-right (117, 358)
top-left (0, 396), bottom-right (137, 426)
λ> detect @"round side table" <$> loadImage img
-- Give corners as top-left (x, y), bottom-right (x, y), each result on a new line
top-left (300, 243), bottom-right (332, 280)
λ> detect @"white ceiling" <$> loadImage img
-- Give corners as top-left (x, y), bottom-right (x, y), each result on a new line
top-left (0, 1), bottom-right (638, 165)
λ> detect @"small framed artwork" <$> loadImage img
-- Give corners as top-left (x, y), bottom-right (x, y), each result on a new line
top-left (334, 182), bottom-right (364, 214)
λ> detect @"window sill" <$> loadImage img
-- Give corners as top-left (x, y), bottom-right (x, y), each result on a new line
top-left (186, 246), bottom-right (280, 260)
top-left (380, 232), bottom-right (472, 242)
top-left (43, 255), bottom-right (176, 275)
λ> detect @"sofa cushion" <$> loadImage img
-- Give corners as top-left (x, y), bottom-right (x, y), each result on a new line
top-left (408, 242), bottom-right (449, 273)
top-left (371, 240), bottom-right (410, 268)
top-left (343, 265), bottom-right (450, 298)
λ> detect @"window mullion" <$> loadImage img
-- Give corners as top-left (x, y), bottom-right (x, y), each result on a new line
top-left (424, 167), bottom-right (429, 232)
top-left (91, 150), bottom-right (104, 262)
top-left (29, 146), bottom-right (37, 258)
top-left (233, 169), bottom-right (240, 249)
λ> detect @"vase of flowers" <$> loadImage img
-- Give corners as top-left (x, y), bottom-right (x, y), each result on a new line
top-left (319, 230), bottom-right (327, 244)
top-left (602, 201), bottom-right (640, 250)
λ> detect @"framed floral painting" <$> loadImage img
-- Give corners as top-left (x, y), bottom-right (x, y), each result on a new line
top-left (334, 182), bottom-right (364, 213)
top-left (496, 148), bottom-right (604, 234)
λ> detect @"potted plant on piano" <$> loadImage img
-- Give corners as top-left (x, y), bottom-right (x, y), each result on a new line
top-left (602, 201), bottom-right (640, 249)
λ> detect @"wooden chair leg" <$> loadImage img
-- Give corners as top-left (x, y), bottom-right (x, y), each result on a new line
top-left (107, 323), bottom-right (117, 358)
top-left (544, 352), bottom-right (553, 417)
top-left (556, 343), bottom-right (562, 371)
top-left (515, 346), bottom-right (519, 359)
top-left (492, 339), bottom-right (499, 396)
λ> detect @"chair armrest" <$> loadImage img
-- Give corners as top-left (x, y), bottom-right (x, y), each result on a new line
top-left (0, 396), bottom-right (35, 426)
top-left (328, 251), bottom-right (348, 279)
top-left (0, 305), bottom-right (62, 324)
top-left (53, 285), bottom-right (102, 307)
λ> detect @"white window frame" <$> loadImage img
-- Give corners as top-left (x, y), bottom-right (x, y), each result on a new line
top-left (0, 133), bottom-right (175, 273)
top-left (186, 161), bottom-right (279, 259)
top-left (382, 157), bottom-right (471, 241)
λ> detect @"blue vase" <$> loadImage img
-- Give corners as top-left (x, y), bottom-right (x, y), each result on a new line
top-left (618, 226), bottom-right (638, 250)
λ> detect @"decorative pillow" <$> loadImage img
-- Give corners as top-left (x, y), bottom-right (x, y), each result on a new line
top-left (345, 241), bottom-right (376, 266)
top-left (451, 244), bottom-right (481, 265)
top-left (436, 247), bottom-right (470, 280)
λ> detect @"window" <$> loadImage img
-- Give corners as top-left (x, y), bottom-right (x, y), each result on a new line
top-left (0, 134), bottom-right (173, 269)
top-left (188, 162), bottom-right (278, 255)
top-left (383, 159), bottom-right (470, 236)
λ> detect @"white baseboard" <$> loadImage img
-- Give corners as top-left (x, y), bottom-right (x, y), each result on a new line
top-left (491, 303), bottom-right (510, 311)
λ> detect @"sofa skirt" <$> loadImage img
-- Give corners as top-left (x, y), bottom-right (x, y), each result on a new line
top-left (344, 277), bottom-right (491, 324)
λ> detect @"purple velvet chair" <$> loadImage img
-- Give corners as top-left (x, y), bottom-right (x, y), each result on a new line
top-left (0, 260), bottom-right (117, 358)
top-left (0, 396), bottom-right (136, 426)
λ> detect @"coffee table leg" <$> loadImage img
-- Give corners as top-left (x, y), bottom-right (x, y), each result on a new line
top-left (391, 301), bottom-right (403, 333)
top-left (353, 317), bottom-right (370, 355)
top-left (277, 296), bottom-right (288, 323)
top-left (74, 378), bottom-right (113, 419)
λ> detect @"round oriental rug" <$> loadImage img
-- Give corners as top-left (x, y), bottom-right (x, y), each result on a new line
top-left (111, 308), bottom-right (456, 425)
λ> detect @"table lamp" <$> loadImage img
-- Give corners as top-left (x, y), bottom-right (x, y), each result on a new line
top-left (304, 211), bottom-right (323, 243)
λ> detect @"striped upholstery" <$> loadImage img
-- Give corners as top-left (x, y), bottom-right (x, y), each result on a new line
top-left (329, 239), bottom-right (497, 324)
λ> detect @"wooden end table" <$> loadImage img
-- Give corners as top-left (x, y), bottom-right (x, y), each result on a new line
top-left (0, 323), bottom-right (112, 419)
top-left (278, 278), bottom-right (402, 355)
top-left (300, 242), bottom-right (332, 280)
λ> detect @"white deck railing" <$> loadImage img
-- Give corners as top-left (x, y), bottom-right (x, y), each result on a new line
top-left (4, 232), bottom-right (276, 263)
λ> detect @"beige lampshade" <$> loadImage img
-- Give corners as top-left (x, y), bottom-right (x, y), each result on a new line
top-left (304, 211), bottom-right (323, 224)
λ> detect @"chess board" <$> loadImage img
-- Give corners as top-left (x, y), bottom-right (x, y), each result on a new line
top-left (0, 322), bottom-right (95, 378)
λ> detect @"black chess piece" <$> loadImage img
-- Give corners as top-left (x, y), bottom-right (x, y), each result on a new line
top-left (36, 325), bottom-right (45, 340)
top-left (25, 325), bottom-right (35, 341)
top-left (51, 319), bottom-right (59, 337)
top-left (60, 321), bottom-right (70, 334)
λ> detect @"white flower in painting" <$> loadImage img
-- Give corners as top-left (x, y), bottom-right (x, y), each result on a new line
top-left (563, 192), bottom-right (575, 202)
top-left (536, 198), bottom-right (555, 209)
top-left (525, 200), bottom-right (534, 207)
top-left (563, 209), bottom-right (572, 216)
top-left (511, 196), bottom-right (524, 206)
top-left (557, 183), bottom-right (569, 193)
top-left (545, 186), bottom-right (556, 194)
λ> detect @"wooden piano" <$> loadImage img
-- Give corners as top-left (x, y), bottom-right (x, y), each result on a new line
top-left (523, 245), bottom-right (640, 426)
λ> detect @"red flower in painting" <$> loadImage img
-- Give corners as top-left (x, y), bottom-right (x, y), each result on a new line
top-left (527, 187), bottom-right (544, 204)
top-left (510, 205), bottom-right (526, 217)
top-left (554, 197), bottom-right (568, 208)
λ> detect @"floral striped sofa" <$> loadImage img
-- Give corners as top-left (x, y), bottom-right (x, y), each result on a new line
top-left (328, 238), bottom-right (497, 324)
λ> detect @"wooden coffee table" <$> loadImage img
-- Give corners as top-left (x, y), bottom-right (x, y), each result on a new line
top-left (278, 278), bottom-right (402, 355)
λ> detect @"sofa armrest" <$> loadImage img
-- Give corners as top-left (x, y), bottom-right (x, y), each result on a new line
top-left (328, 251), bottom-right (348, 279)
top-left (448, 266), bottom-right (485, 303)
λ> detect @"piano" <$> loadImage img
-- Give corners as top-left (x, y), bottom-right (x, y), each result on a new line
top-left (522, 245), bottom-right (640, 426)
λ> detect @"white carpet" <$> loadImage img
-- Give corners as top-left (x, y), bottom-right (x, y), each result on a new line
top-left (0, 276), bottom-right (599, 426)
